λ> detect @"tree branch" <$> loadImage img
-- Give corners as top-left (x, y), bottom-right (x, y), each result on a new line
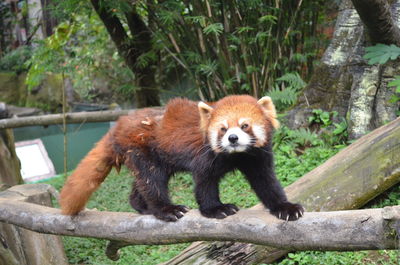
top-left (90, 0), bottom-right (131, 58)
top-left (0, 110), bottom-right (135, 129)
top-left (0, 194), bottom-right (399, 260)
top-left (351, 0), bottom-right (400, 46)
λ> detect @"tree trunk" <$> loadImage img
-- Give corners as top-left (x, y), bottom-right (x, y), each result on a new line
top-left (0, 128), bottom-right (22, 186)
top-left (90, 0), bottom-right (160, 107)
top-left (0, 184), bottom-right (68, 265)
top-left (163, 116), bottom-right (400, 264)
top-left (286, 0), bottom-right (400, 139)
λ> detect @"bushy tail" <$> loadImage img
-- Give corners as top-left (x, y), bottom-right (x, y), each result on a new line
top-left (60, 132), bottom-right (115, 215)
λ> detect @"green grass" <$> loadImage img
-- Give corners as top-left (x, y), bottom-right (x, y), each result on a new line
top-left (44, 145), bottom-right (399, 264)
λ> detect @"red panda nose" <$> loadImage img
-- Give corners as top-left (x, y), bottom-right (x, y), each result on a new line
top-left (228, 134), bottom-right (239, 144)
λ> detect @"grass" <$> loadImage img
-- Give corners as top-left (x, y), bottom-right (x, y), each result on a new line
top-left (44, 144), bottom-right (399, 265)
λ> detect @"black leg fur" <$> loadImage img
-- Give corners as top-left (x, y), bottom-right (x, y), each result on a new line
top-left (238, 148), bottom-right (304, 221)
top-left (126, 154), bottom-right (189, 222)
top-left (129, 184), bottom-right (149, 214)
top-left (194, 172), bottom-right (238, 219)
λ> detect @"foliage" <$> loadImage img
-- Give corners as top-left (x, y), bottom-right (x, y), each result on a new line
top-left (25, 22), bottom-right (74, 90)
top-left (308, 109), bottom-right (337, 127)
top-left (388, 77), bottom-right (400, 115)
top-left (273, 125), bottom-right (323, 155)
top-left (25, 13), bottom-right (137, 101)
top-left (364, 44), bottom-right (400, 116)
top-left (20, 0), bottom-right (332, 104)
top-left (364, 44), bottom-right (400, 65)
top-left (267, 72), bottom-right (306, 111)
top-left (142, 0), bottom-right (330, 100)
top-left (0, 46), bottom-right (32, 73)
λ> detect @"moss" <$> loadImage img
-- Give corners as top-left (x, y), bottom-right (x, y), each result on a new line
top-left (0, 72), bottom-right (21, 104)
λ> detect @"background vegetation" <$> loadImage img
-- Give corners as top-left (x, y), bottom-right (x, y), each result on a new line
top-left (1, 0), bottom-right (335, 106)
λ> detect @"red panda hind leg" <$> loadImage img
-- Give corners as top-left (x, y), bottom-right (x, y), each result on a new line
top-left (60, 132), bottom-right (115, 215)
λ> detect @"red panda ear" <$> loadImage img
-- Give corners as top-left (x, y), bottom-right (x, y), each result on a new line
top-left (198, 101), bottom-right (213, 118)
top-left (257, 96), bottom-right (280, 129)
top-left (198, 101), bottom-right (213, 131)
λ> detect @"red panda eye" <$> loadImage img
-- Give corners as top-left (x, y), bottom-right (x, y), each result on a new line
top-left (221, 127), bottom-right (227, 133)
top-left (241, 123), bottom-right (249, 130)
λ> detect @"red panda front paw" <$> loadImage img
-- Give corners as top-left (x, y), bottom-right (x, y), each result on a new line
top-left (153, 205), bottom-right (190, 222)
top-left (200, 204), bottom-right (239, 219)
top-left (270, 202), bottom-right (304, 221)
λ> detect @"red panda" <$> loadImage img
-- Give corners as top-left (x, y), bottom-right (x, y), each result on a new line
top-left (60, 95), bottom-right (304, 222)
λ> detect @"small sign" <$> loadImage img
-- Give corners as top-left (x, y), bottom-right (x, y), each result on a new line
top-left (15, 139), bottom-right (56, 182)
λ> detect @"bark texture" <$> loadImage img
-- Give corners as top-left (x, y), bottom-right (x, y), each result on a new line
top-left (0, 129), bottom-right (22, 186)
top-left (352, 0), bottom-right (400, 45)
top-left (0, 184), bottom-right (67, 265)
top-left (286, 0), bottom-right (400, 139)
top-left (164, 117), bottom-right (400, 264)
top-left (0, 185), bottom-right (400, 260)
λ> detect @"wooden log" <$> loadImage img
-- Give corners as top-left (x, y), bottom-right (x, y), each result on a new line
top-left (0, 109), bottom-right (134, 129)
top-left (0, 184), bottom-right (68, 265)
top-left (164, 117), bottom-right (400, 264)
top-left (0, 185), bottom-right (399, 256)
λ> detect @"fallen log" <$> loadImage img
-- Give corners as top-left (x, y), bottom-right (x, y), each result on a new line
top-left (0, 184), bottom-right (399, 260)
top-left (164, 117), bottom-right (400, 264)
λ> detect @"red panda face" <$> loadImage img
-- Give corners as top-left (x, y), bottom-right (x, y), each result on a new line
top-left (198, 95), bottom-right (279, 153)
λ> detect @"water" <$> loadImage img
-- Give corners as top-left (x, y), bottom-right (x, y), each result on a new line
top-left (13, 122), bottom-right (111, 174)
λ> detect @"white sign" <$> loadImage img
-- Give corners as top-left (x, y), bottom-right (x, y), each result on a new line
top-left (15, 139), bottom-right (56, 182)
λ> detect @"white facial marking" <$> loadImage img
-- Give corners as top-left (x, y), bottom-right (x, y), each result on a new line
top-left (222, 120), bottom-right (228, 128)
top-left (238, 118), bottom-right (249, 126)
top-left (209, 129), bottom-right (219, 152)
top-left (221, 127), bottom-right (251, 153)
top-left (252, 124), bottom-right (266, 146)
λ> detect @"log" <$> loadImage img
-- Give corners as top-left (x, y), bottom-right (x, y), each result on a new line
top-left (0, 185), bottom-right (399, 258)
top-left (0, 109), bottom-right (134, 129)
top-left (0, 184), bottom-right (68, 265)
top-left (164, 117), bottom-right (400, 264)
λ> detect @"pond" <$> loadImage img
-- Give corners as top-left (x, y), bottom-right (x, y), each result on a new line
top-left (13, 122), bottom-right (111, 177)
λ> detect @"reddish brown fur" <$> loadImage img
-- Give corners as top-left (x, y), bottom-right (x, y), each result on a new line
top-left (157, 98), bottom-right (204, 153)
top-left (60, 132), bottom-right (115, 215)
top-left (60, 108), bottom-right (164, 215)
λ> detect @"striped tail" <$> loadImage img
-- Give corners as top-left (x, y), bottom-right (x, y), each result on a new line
top-left (60, 132), bottom-right (115, 215)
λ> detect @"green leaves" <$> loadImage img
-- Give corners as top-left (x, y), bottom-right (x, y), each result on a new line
top-left (388, 76), bottom-right (400, 111)
top-left (267, 86), bottom-right (298, 111)
top-left (388, 76), bottom-right (400, 93)
top-left (308, 109), bottom-right (338, 127)
top-left (363, 44), bottom-right (400, 65)
top-left (203, 23), bottom-right (224, 36)
top-left (363, 44), bottom-right (400, 117)
top-left (276, 72), bottom-right (306, 90)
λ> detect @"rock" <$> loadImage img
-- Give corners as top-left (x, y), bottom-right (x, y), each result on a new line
top-left (0, 102), bottom-right (9, 119)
